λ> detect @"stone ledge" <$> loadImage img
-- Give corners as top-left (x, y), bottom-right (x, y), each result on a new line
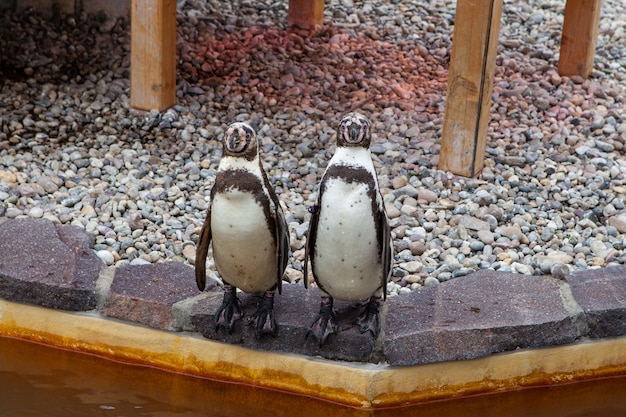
top-left (383, 271), bottom-right (579, 366)
top-left (1, 218), bottom-right (625, 366)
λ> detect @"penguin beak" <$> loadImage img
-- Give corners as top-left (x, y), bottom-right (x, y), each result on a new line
top-left (348, 123), bottom-right (361, 143)
top-left (229, 133), bottom-right (241, 150)
top-left (227, 130), bottom-right (246, 152)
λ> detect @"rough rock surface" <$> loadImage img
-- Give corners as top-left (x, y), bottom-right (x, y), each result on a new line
top-left (566, 266), bottom-right (626, 339)
top-left (0, 218), bottom-right (103, 310)
top-left (104, 261), bottom-right (202, 330)
top-left (383, 270), bottom-right (579, 365)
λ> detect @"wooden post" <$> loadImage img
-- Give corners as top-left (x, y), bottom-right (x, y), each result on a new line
top-left (558, 0), bottom-right (602, 78)
top-left (288, 0), bottom-right (324, 29)
top-left (131, 0), bottom-right (177, 111)
top-left (438, 0), bottom-right (503, 177)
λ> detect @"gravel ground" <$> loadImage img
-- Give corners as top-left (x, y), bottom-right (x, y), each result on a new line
top-left (1, 0), bottom-right (625, 296)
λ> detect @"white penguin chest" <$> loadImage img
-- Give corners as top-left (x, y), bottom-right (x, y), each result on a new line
top-left (313, 178), bottom-right (382, 301)
top-left (211, 190), bottom-right (277, 293)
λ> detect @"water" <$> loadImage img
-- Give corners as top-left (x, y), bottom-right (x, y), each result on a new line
top-left (1, 336), bottom-right (625, 417)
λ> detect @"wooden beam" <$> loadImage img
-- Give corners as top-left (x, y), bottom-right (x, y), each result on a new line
top-left (131, 0), bottom-right (177, 111)
top-left (558, 0), bottom-right (602, 78)
top-left (439, 0), bottom-right (503, 177)
top-left (288, 0), bottom-right (324, 29)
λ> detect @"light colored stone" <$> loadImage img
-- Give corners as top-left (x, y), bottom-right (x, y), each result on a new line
top-left (459, 216), bottom-right (491, 232)
top-left (27, 207), bottom-right (44, 218)
top-left (424, 277), bottom-right (439, 287)
top-left (0, 170), bottom-right (17, 183)
top-left (536, 252), bottom-right (574, 274)
top-left (96, 250), bottom-right (115, 266)
top-left (401, 261), bottom-right (424, 274)
top-left (417, 189), bottom-right (438, 203)
top-left (608, 215), bottom-right (626, 233)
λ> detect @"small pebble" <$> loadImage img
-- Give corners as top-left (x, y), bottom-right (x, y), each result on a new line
top-left (424, 277), bottom-right (440, 287)
top-left (96, 250), bottom-right (115, 266)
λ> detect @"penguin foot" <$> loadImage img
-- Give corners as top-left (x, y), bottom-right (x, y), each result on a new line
top-left (355, 297), bottom-right (382, 338)
top-left (306, 297), bottom-right (337, 347)
top-left (215, 286), bottom-right (243, 334)
top-left (248, 291), bottom-right (278, 339)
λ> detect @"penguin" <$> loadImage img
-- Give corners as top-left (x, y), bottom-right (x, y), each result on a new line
top-left (195, 122), bottom-right (289, 339)
top-left (304, 112), bottom-right (392, 347)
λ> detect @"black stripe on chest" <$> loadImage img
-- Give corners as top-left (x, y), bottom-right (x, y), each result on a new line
top-left (319, 164), bottom-right (381, 242)
top-left (211, 169), bottom-right (275, 233)
top-left (322, 164), bottom-right (377, 194)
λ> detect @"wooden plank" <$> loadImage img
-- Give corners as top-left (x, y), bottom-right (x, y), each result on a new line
top-left (438, 0), bottom-right (503, 177)
top-left (130, 0), bottom-right (177, 111)
top-left (558, 0), bottom-right (602, 77)
top-left (288, 0), bottom-right (324, 29)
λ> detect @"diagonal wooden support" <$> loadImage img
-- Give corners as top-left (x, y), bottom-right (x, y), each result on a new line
top-left (558, 0), bottom-right (602, 78)
top-left (438, 0), bottom-right (503, 177)
top-left (131, 0), bottom-right (177, 111)
top-left (288, 0), bottom-right (324, 29)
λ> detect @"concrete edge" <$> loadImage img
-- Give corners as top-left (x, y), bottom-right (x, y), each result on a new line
top-left (1, 299), bottom-right (625, 409)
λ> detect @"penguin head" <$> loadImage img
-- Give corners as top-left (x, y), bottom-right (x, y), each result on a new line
top-left (223, 122), bottom-right (258, 160)
top-left (337, 112), bottom-right (371, 148)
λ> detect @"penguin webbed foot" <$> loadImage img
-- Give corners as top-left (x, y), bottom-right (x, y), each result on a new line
top-left (306, 297), bottom-right (337, 347)
top-left (248, 291), bottom-right (278, 339)
top-left (355, 297), bottom-right (382, 338)
top-left (215, 287), bottom-right (243, 334)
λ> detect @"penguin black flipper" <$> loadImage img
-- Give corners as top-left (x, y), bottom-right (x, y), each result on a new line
top-left (303, 204), bottom-right (319, 290)
top-left (274, 199), bottom-right (289, 295)
top-left (260, 160), bottom-right (289, 295)
top-left (195, 204), bottom-right (212, 291)
top-left (378, 206), bottom-right (392, 301)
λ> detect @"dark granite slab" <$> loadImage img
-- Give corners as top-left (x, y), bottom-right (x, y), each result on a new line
top-left (190, 282), bottom-right (379, 362)
top-left (0, 218), bottom-right (102, 310)
top-left (103, 262), bottom-right (202, 330)
top-left (566, 266), bottom-right (626, 339)
top-left (383, 270), bottom-right (579, 365)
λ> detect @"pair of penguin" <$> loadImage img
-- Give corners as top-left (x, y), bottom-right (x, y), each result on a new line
top-left (195, 113), bottom-right (392, 346)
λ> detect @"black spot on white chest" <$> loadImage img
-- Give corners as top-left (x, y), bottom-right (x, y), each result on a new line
top-left (211, 169), bottom-right (275, 233)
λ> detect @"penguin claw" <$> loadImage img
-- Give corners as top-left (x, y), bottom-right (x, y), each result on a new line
top-left (355, 297), bottom-right (382, 338)
top-left (215, 288), bottom-right (243, 334)
top-left (306, 298), bottom-right (336, 347)
top-left (248, 292), bottom-right (278, 339)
